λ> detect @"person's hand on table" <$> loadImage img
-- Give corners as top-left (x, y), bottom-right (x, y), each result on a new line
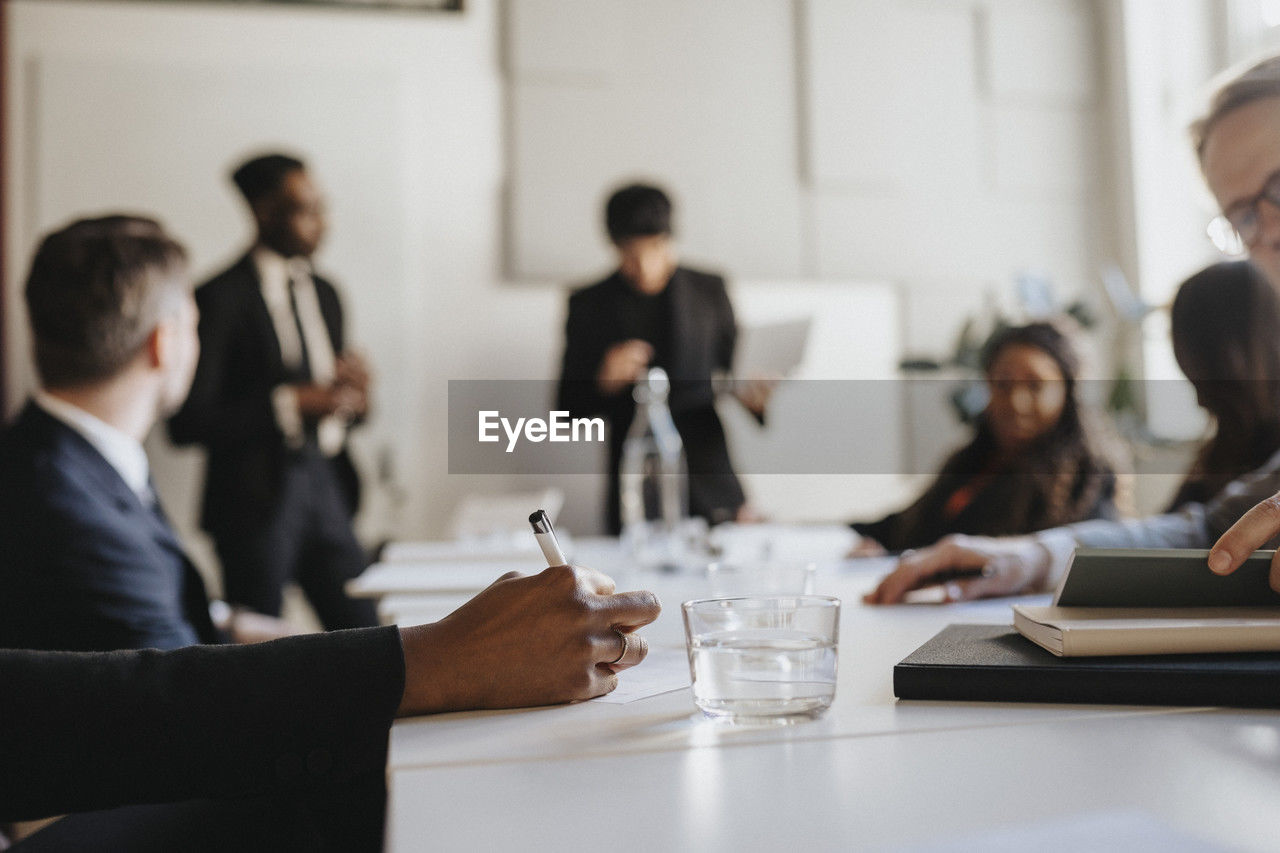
top-left (396, 564), bottom-right (661, 716)
top-left (862, 534), bottom-right (1051, 604)
top-left (1209, 491), bottom-right (1280, 591)
top-left (597, 339), bottom-right (654, 396)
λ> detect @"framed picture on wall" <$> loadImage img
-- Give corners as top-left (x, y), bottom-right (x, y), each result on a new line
top-left (131, 0), bottom-right (463, 10)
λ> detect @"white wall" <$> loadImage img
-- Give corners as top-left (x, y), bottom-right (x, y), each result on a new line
top-left (505, 0), bottom-right (1114, 360)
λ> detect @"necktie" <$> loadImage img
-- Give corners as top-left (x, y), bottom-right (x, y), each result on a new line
top-left (286, 263), bottom-right (345, 456)
top-left (286, 277), bottom-right (313, 381)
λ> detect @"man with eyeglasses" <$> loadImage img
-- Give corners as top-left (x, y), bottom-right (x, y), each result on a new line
top-left (864, 54), bottom-right (1280, 603)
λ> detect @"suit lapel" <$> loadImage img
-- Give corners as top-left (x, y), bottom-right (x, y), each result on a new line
top-left (233, 253), bottom-right (292, 379)
top-left (665, 268), bottom-right (694, 379)
top-left (313, 276), bottom-right (344, 355)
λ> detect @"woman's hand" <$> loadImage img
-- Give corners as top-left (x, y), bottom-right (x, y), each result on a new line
top-left (862, 534), bottom-right (1051, 604)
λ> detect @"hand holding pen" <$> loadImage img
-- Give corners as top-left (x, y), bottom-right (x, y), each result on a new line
top-left (530, 509), bottom-right (651, 671)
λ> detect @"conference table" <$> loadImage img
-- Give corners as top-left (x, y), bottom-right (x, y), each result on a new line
top-left (355, 537), bottom-right (1280, 852)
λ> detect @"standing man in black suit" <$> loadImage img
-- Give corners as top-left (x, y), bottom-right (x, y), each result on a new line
top-left (557, 183), bottom-right (771, 533)
top-left (170, 153), bottom-right (377, 629)
top-left (0, 216), bottom-right (292, 652)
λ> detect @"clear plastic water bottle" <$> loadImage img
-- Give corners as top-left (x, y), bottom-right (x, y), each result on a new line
top-left (619, 367), bottom-right (688, 569)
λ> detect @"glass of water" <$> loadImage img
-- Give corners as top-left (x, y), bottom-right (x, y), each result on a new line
top-left (682, 595), bottom-right (840, 723)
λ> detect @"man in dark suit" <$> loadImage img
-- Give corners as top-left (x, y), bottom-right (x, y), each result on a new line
top-left (169, 153), bottom-right (377, 629)
top-left (0, 216), bottom-right (292, 652)
top-left (3, 558), bottom-right (661, 850)
top-left (557, 183), bottom-right (771, 533)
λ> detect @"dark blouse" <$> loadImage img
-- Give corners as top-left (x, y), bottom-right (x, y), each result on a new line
top-left (851, 465), bottom-right (1118, 553)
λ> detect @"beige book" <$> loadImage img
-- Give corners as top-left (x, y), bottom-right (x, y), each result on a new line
top-left (1012, 605), bottom-right (1280, 657)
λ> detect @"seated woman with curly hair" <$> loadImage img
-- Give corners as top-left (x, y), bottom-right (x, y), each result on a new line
top-left (851, 322), bottom-right (1119, 555)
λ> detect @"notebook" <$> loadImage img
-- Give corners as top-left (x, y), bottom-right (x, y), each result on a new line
top-left (1012, 549), bottom-right (1280, 656)
top-left (893, 624), bottom-right (1280, 708)
top-left (1012, 606), bottom-right (1280, 657)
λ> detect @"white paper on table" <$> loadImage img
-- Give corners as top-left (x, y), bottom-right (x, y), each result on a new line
top-left (591, 645), bottom-right (691, 704)
top-left (347, 561), bottom-right (540, 597)
top-left (382, 532), bottom-right (576, 564)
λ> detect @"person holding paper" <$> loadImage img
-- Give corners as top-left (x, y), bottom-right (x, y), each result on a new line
top-left (850, 322), bottom-right (1118, 555)
top-left (864, 55), bottom-right (1280, 603)
top-left (556, 183), bottom-right (772, 532)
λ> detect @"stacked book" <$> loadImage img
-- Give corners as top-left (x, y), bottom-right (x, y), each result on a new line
top-left (894, 549), bottom-right (1280, 707)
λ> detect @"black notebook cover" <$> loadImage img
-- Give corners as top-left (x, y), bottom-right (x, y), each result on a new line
top-left (894, 624), bottom-right (1280, 708)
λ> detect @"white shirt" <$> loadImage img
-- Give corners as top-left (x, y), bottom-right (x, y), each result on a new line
top-left (252, 246), bottom-right (345, 456)
top-left (34, 390), bottom-right (151, 504)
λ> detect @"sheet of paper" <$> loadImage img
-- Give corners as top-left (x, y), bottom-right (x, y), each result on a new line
top-left (381, 532), bottom-right (576, 564)
top-left (591, 645), bottom-right (691, 704)
top-left (347, 561), bottom-right (538, 597)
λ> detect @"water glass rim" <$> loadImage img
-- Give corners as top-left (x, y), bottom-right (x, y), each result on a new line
top-left (681, 594), bottom-right (841, 612)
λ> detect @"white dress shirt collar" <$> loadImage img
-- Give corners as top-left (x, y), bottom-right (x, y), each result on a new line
top-left (34, 390), bottom-right (151, 502)
top-left (252, 245), bottom-right (312, 285)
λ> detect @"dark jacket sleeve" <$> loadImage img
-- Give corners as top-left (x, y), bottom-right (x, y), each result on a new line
top-left (710, 275), bottom-right (737, 375)
top-left (707, 275), bottom-right (767, 427)
top-left (556, 289), bottom-right (615, 418)
top-left (850, 511), bottom-right (906, 551)
top-left (168, 282), bottom-right (282, 448)
top-left (0, 626), bottom-right (405, 822)
top-left (315, 277), bottom-right (367, 430)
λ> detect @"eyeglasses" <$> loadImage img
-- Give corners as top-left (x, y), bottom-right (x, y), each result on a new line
top-left (1207, 169), bottom-right (1280, 256)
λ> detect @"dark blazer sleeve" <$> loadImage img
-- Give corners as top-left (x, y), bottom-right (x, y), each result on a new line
top-left (709, 275), bottom-right (737, 375)
top-left (0, 626), bottom-right (405, 822)
top-left (314, 276), bottom-right (368, 430)
top-left (850, 511), bottom-right (906, 550)
top-left (556, 289), bottom-right (615, 418)
top-left (169, 281), bottom-right (282, 448)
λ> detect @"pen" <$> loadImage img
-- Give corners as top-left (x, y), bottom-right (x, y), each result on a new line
top-left (529, 509), bottom-right (568, 567)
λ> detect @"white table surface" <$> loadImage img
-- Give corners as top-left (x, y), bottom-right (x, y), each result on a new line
top-left (370, 542), bottom-right (1280, 852)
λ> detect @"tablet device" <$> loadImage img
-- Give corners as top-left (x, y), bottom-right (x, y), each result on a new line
top-left (733, 317), bottom-right (812, 378)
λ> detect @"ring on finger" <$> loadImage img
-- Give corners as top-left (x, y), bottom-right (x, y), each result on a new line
top-left (608, 629), bottom-right (646, 667)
